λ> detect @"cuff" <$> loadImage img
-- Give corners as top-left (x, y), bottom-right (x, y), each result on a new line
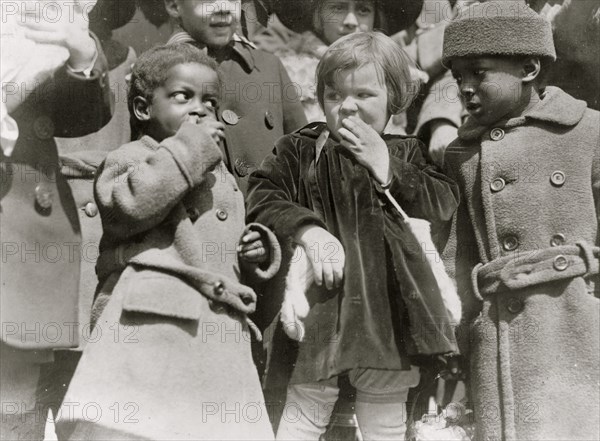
top-left (241, 223), bottom-right (282, 281)
top-left (66, 33), bottom-right (100, 79)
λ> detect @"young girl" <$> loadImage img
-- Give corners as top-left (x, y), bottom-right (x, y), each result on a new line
top-left (56, 44), bottom-right (279, 441)
top-left (246, 32), bottom-right (459, 441)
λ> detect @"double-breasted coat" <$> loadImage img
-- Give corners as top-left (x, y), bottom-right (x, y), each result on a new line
top-left (442, 87), bottom-right (600, 440)
top-left (56, 124), bottom-right (280, 440)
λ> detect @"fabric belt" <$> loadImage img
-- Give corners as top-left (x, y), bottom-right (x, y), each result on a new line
top-left (471, 241), bottom-right (600, 299)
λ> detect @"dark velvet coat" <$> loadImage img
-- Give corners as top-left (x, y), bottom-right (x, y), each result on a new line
top-left (246, 123), bottom-right (460, 385)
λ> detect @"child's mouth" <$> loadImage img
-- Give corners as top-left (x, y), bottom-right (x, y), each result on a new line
top-left (210, 15), bottom-right (233, 27)
top-left (465, 102), bottom-right (481, 112)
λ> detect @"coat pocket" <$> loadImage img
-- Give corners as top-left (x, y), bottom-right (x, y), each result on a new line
top-left (121, 268), bottom-right (205, 321)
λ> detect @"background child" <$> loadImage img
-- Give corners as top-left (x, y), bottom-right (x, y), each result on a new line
top-left (246, 32), bottom-right (459, 441)
top-left (56, 44), bottom-right (280, 441)
top-left (441, 1), bottom-right (600, 440)
top-left (163, 0), bottom-right (307, 195)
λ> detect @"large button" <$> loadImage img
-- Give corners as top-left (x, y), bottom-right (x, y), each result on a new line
top-left (550, 233), bottom-right (566, 247)
top-left (490, 177), bottom-right (505, 192)
top-left (553, 255), bottom-right (569, 271)
top-left (507, 297), bottom-right (523, 314)
top-left (502, 235), bottom-right (519, 251)
top-left (265, 110), bottom-right (275, 129)
top-left (550, 170), bottom-right (565, 187)
top-left (222, 109), bottom-right (239, 125)
top-left (490, 128), bottom-right (505, 141)
top-left (83, 202), bottom-right (98, 217)
top-left (33, 116), bottom-right (55, 140)
top-left (34, 184), bottom-right (53, 210)
top-left (234, 158), bottom-right (249, 177)
top-left (216, 209), bottom-right (228, 221)
top-left (187, 207), bottom-right (200, 222)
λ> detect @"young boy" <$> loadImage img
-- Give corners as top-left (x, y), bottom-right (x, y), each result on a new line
top-left (56, 44), bottom-right (280, 441)
top-left (246, 32), bottom-right (459, 441)
top-left (164, 0), bottom-right (307, 195)
top-left (441, 2), bottom-right (600, 440)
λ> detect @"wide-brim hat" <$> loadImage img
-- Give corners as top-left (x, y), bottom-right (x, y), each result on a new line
top-left (442, 0), bottom-right (556, 66)
top-left (271, 0), bottom-right (424, 35)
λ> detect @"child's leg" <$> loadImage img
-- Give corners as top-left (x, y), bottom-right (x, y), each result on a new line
top-left (275, 381), bottom-right (339, 441)
top-left (351, 367), bottom-right (420, 441)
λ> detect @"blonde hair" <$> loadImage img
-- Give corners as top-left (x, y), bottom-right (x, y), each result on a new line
top-left (316, 31), bottom-right (418, 115)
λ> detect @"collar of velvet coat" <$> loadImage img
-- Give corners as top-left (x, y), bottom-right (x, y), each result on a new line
top-left (457, 86), bottom-right (588, 141)
top-left (167, 30), bottom-right (257, 71)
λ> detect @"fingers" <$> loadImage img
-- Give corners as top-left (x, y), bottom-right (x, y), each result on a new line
top-left (239, 247), bottom-right (267, 263)
top-left (21, 29), bottom-right (65, 46)
top-left (240, 231), bottom-right (261, 244)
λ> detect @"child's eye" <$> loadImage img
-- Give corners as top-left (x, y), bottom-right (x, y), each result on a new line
top-left (452, 72), bottom-right (462, 84)
top-left (473, 69), bottom-right (486, 76)
top-left (358, 92), bottom-right (373, 99)
top-left (325, 91), bottom-right (341, 102)
top-left (356, 3), bottom-right (374, 15)
top-left (203, 98), bottom-right (218, 113)
top-left (172, 92), bottom-right (188, 102)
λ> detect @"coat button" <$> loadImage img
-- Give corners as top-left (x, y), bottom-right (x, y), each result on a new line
top-left (216, 209), bottom-right (228, 221)
top-left (490, 177), bottom-right (506, 192)
top-left (553, 255), bottom-right (569, 271)
top-left (490, 128), bottom-right (505, 141)
top-left (265, 110), bottom-right (275, 129)
top-left (550, 233), bottom-right (566, 247)
top-left (550, 170), bottom-right (565, 186)
top-left (502, 235), bottom-right (519, 251)
top-left (34, 184), bottom-right (53, 210)
top-left (214, 281), bottom-right (225, 296)
top-left (222, 109), bottom-right (239, 125)
top-left (83, 202), bottom-right (98, 217)
top-left (507, 297), bottom-right (523, 314)
top-left (33, 116), bottom-right (55, 140)
top-left (234, 158), bottom-right (249, 177)
top-left (187, 207), bottom-right (200, 222)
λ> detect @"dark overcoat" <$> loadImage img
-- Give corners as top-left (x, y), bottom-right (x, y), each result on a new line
top-left (442, 87), bottom-right (600, 440)
top-left (0, 39), bottom-right (112, 350)
top-left (246, 123), bottom-right (460, 386)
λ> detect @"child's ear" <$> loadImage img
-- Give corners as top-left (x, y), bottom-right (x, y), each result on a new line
top-left (164, 0), bottom-right (181, 20)
top-left (132, 96), bottom-right (151, 122)
top-left (522, 58), bottom-right (541, 83)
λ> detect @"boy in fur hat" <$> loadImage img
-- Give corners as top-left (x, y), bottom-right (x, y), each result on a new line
top-left (441, 1), bottom-right (600, 439)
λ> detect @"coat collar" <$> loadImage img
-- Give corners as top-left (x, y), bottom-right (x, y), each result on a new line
top-left (458, 86), bottom-right (588, 141)
top-left (166, 31), bottom-right (256, 71)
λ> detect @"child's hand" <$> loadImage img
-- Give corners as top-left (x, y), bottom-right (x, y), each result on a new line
top-left (294, 225), bottom-right (345, 290)
top-left (17, 1), bottom-right (97, 70)
top-left (184, 115), bottom-right (225, 144)
top-left (238, 231), bottom-right (268, 264)
top-left (338, 116), bottom-right (392, 185)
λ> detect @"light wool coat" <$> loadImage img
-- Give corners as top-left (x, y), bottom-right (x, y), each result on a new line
top-left (442, 87), bottom-right (600, 441)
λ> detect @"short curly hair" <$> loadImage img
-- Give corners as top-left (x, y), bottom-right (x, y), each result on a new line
top-left (128, 43), bottom-right (220, 139)
top-left (316, 31), bottom-right (418, 116)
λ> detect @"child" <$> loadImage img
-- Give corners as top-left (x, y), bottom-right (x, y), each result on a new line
top-left (164, 0), bottom-right (307, 195)
top-left (440, 1), bottom-right (600, 440)
top-left (246, 32), bottom-right (460, 441)
top-left (56, 44), bottom-right (279, 441)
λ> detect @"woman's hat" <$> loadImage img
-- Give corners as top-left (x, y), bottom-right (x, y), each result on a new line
top-left (442, 0), bottom-right (556, 65)
top-left (271, 0), bottom-right (424, 35)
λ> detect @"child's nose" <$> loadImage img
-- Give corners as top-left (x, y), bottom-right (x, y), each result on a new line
top-left (340, 96), bottom-right (358, 115)
top-left (212, 1), bottom-right (238, 15)
top-left (460, 82), bottom-right (475, 100)
top-left (342, 11), bottom-right (359, 29)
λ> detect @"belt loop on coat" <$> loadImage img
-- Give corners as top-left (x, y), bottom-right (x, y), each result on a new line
top-left (576, 241), bottom-right (600, 277)
top-left (471, 262), bottom-right (484, 301)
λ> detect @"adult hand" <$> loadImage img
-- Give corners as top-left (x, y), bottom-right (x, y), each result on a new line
top-left (17, 1), bottom-right (97, 70)
top-left (338, 116), bottom-right (391, 185)
top-left (294, 225), bottom-right (345, 290)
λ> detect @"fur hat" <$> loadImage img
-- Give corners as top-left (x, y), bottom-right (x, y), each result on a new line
top-left (442, 0), bottom-right (556, 66)
top-left (271, 0), bottom-right (424, 36)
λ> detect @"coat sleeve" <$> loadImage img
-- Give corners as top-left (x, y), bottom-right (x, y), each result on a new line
top-left (246, 135), bottom-right (325, 241)
top-left (95, 123), bottom-right (222, 239)
top-left (52, 32), bottom-right (113, 138)
top-left (277, 58), bottom-right (308, 134)
top-left (376, 137), bottom-right (459, 224)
